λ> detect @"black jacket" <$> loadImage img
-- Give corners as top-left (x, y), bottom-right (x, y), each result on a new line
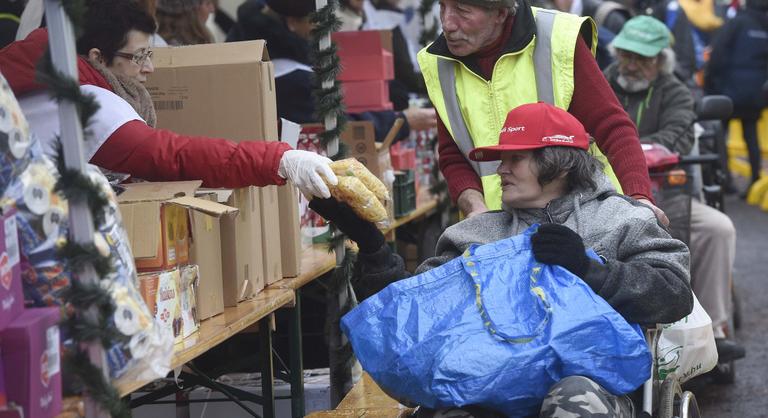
top-left (705, 6), bottom-right (768, 117)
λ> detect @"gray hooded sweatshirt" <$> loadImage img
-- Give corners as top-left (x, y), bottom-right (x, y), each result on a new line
top-left (355, 171), bottom-right (693, 325)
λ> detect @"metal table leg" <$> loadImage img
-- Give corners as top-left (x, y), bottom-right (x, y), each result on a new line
top-left (259, 315), bottom-right (276, 418)
top-left (290, 289), bottom-right (305, 418)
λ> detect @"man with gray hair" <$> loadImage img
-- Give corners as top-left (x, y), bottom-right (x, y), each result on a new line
top-left (417, 0), bottom-right (668, 228)
top-left (605, 15), bottom-right (745, 363)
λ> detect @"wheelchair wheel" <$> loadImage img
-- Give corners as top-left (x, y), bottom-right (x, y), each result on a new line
top-left (657, 375), bottom-right (682, 418)
top-left (657, 374), bottom-right (702, 418)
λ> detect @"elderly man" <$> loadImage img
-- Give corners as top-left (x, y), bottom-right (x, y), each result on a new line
top-left (416, 0), bottom-right (667, 226)
top-left (605, 15), bottom-right (745, 362)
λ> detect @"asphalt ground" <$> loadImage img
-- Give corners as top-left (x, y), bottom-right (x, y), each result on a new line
top-left (685, 190), bottom-right (768, 417)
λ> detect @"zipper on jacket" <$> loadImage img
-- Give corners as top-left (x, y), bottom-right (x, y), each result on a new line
top-left (543, 202), bottom-right (554, 223)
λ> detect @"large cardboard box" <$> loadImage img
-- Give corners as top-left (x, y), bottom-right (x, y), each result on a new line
top-left (221, 187), bottom-right (264, 306)
top-left (189, 194), bottom-right (238, 319)
top-left (146, 40), bottom-right (279, 142)
top-left (332, 30), bottom-right (395, 82)
top-left (119, 181), bottom-right (236, 273)
top-left (277, 183), bottom-right (301, 278)
top-left (259, 186), bottom-right (282, 285)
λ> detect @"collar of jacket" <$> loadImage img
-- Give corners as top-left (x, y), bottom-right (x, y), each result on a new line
top-left (510, 170), bottom-right (617, 226)
top-left (425, 0), bottom-right (535, 77)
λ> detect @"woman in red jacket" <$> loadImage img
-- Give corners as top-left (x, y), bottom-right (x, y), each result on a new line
top-left (0, 0), bottom-right (338, 198)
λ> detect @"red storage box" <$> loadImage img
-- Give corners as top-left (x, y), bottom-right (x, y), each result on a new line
top-left (390, 144), bottom-right (416, 171)
top-left (332, 31), bottom-right (395, 82)
top-left (342, 80), bottom-right (393, 113)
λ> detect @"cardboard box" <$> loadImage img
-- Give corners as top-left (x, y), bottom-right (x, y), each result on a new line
top-left (332, 30), bottom-right (395, 82)
top-left (189, 193), bottom-right (238, 320)
top-left (0, 208), bottom-right (23, 331)
top-left (221, 187), bottom-right (265, 306)
top-left (259, 186), bottom-right (282, 285)
top-left (277, 183), bottom-right (301, 278)
top-left (342, 79), bottom-right (393, 113)
top-left (1, 308), bottom-right (62, 418)
top-left (119, 181), bottom-right (236, 273)
top-left (340, 122), bottom-right (394, 182)
top-left (146, 41), bottom-right (279, 142)
top-left (139, 268), bottom-right (183, 344)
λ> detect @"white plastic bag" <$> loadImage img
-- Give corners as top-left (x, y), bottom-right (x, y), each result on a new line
top-left (656, 294), bottom-right (718, 382)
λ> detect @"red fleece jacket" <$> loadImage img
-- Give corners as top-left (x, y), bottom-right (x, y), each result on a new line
top-left (0, 29), bottom-right (290, 188)
top-left (437, 23), bottom-right (653, 203)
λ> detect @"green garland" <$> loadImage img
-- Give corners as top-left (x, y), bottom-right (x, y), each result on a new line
top-left (310, 0), bottom-right (348, 153)
top-left (36, 1), bottom-right (132, 416)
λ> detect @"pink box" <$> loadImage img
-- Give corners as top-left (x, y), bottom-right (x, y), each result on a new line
top-left (332, 31), bottom-right (395, 82)
top-left (0, 208), bottom-right (23, 331)
top-left (1, 307), bottom-right (62, 418)
top-left (342, 80), bottom-right (393, 113)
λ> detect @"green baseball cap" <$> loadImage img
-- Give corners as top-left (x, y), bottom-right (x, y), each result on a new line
top-left (612, 15), bottom-right (672, 57)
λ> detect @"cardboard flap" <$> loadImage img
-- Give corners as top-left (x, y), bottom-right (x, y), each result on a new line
top-left (167, 196), bottom-right (239, 217)
top-left (119, 201), bottom-right (161, 258)
top-left (118, 181), bottom-right (202, 203)
top-left (152, 40), bottom-right (269, 67)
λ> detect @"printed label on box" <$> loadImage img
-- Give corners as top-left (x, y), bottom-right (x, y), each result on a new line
top-left (46, 326), bottom-right (60, 377)
top-left (4, 215), bottom-right (18, 266)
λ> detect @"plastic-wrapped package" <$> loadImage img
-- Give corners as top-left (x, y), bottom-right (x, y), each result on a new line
top-left (330, 158), bottom-right (391, 203)
top-left (329, 176), bottom-right (389, 227)
top-left (0, 73), bottom-right (172, 381)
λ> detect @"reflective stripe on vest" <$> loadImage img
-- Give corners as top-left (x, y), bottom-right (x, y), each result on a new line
top-left (433, 10), bottom-right (621, 209)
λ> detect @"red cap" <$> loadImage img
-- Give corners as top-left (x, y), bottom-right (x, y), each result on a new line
top-left (469, 102), bottom-right (590, 162)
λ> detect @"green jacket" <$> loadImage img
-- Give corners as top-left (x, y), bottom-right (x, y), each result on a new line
top-left (605, 63), bottom-right (696, 155)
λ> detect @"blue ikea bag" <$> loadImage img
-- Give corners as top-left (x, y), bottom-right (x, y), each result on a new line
top-left (341, 225), bottom-right (651, 417)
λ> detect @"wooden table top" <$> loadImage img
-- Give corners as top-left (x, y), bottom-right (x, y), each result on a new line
top-left (114, 287), bottom-right (295, 396)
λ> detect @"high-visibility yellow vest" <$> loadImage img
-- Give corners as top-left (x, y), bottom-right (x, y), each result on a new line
top-left (418, 7), bottom-right (621, 210)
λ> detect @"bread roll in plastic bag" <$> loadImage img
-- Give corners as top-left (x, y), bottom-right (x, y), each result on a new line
top-left (331, 158), bottom-right (390, 203)
top-left (330, 176), bottom-right (389, 227)
top-left (0, 73), bottom-right (172, 382)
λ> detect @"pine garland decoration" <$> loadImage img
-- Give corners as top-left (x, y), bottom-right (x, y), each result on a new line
top-left (310, 0), bottom-right (348, 152)
top-left (36, 0), bottom-right (132, 415)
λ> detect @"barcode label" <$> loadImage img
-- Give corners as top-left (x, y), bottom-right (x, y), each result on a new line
top-left (154, 100), bottom-right (184, 111)
top-left (47, 326), bottom-right (61, 376)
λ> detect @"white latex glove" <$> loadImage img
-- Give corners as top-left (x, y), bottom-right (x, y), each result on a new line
top-left (278, 150), bottom-right (338, 199)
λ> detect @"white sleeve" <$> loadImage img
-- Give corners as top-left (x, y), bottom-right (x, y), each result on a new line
top-left (79, 85), bottom-right (144, 160)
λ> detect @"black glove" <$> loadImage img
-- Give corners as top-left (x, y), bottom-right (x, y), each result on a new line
top-left (308, 197), bottom-right (385, 253)
top-left (531, 224), bottom-right (591, 278)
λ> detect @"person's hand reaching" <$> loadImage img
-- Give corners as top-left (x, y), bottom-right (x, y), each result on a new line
top-left (309, 197), bottom-right (385, 254)
top-left (403, 107), bottom-right (438, 132)
top-left (278, 150), bottom-right (338, 199)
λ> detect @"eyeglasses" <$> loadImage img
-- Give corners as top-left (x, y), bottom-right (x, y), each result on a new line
top-left (616, 50), bottom-right (657, 66)
top-left (113, 49), bottom-right (153, 67)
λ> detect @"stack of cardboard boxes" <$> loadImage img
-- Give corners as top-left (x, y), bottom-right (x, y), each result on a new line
top-left (0, 208), bottom-right (62, 418)
top-left (332, 30), bottom-right (395, 113)
top-left (118, 40), bottom-right (302, 339)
